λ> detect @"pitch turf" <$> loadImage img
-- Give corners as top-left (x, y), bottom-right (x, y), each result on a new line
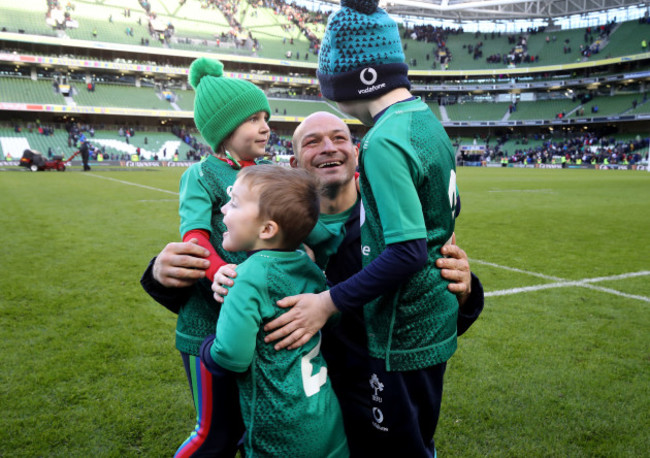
top-left (0, 165), bottom-right (648, 456)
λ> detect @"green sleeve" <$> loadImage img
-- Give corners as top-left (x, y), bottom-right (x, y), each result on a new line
top-left (178, 164), bottom-right (214, 237)
top-left (210, 272), bottom-right (264, 372)
top-left (363, 136), bottom-right (427, 244)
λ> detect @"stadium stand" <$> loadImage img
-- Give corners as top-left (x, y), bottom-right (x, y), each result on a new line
top-left (577, 93), bottom-right (643, 117)
top-left (508, 99), bottom-right (580, 121)
top-left (0, 0), bottom-right (648, 168)
top-left (268, 99), bottom-right (341, 117)
top-left (72, 83), bottom-right (175, 110)
top-left (444, 102), bottom-right (511, 122)
top-left (0, 127), bottom-right (208, 160)
top-left (0, 77), bottom-right (66, 104)
top-left (596, 19), bottom-right (650, 58)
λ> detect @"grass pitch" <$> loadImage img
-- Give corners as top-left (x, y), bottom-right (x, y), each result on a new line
top-left (0, 166), bottom-right (648, 457)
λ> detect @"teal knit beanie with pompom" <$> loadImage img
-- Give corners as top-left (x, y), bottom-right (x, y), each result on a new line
top-left (189, 57), bottom-right (270, 152)
top-left (317, 0), bottom-right (410, 102)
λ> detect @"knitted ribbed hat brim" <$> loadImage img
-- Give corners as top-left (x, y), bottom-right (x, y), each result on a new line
top-left (317, 62), bottom-right (410, 102)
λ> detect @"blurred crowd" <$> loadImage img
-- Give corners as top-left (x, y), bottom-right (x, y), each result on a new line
top-left (463, 132), bottom-right (649, 165)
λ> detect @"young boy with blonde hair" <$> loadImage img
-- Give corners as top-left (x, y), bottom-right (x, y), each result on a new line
top-left (200, 164), bottom-right (349, 458)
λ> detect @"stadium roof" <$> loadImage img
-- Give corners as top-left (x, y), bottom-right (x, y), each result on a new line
top-left (338, 0), bottom-right (649, 22)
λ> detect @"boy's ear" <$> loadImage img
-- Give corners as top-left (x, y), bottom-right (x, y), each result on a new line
top-left (259, 220), bottom-right (279, 240)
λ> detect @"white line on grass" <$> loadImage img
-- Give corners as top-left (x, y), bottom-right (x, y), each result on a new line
top-left (488, 189), bottom-right (557, 193)
top-left (469, 259), bottom-right (564, 281)
top-left (84, 173), bottom-right (179, 195)
top-left (482, 267), bottom-right (650, 303)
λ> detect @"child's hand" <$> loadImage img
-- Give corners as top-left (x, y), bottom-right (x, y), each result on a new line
top-left (264, 291), bottom-right (338, 350)
top-left (212, 264), bottom-right (238, 303)
top-left (436, 234), bottom-right (472, 308)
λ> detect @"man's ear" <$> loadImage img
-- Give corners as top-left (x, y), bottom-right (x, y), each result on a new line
top-left (259, 220), bottom-right (279, 240)
top-left (289, 156), bottom-right (298, 169)
top-left (353, 145), bottom-right (359, 166)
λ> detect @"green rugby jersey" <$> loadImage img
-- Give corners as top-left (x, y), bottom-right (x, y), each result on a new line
top-left (358, 98), bottom-right (459, 372)
top-left (175, 155), bottom-right (248, 355)
top-left (211, 250), bottom-right (348, 457)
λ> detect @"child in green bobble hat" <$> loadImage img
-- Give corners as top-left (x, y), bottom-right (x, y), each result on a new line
top-left (173, 57), bottom-right (271, 457)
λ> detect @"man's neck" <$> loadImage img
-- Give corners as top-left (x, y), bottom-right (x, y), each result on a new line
top-left (320, 180), bottom-right (358, 215)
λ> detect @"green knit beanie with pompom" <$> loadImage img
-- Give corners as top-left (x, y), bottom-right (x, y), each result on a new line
top-left (189, 57), bottom-right (270, 152)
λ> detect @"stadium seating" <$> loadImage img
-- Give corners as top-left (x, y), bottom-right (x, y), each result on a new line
top-left (0, 128), bottom-right (72, 160)
top-left (1, 0), bottom-right (649, 165)
top-left (2, 3), bottom-right (57, 37)
top-left (578, 93), bottom-right (644, 117)
top-left (401, 21), bottom-right (650, 71)
top-left (73, 84), bottom-right (176, 110)
top-left (598, 20), bottom-right (650, 57)
top-left (628, 100), bottom-right (650, 115)
top-left (0, 77), bottom-right (66, 104)
top-left (3, 0), bottom-right (649, 69)
top-left (268, 99), bottom-right (341, 117)
top-left (508, 99), bottom-right (579, 120)
top-left (499, 137), bottom-right (547, 155)
top-left (173, 89), bottom-right (195, 111)
top-left (172, 91), bottom-right (340, 117)
top-left (0, 128), bottom-right (203, 160)
top-left (444, 102), bottom-right (511, 121)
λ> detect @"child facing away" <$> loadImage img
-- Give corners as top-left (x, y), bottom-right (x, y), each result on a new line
top-left (263, 0), bottom-right (460, 455)
top-left (199, 165), bottom-right (349, 458)
top-left (173, 56), bottom-right (272, 457)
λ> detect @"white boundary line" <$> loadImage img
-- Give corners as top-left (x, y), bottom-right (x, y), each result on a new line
top-left (84, 174), bottom-right (650, 303)
top-left (469, 259), bottom-right (564, 281)
top-left (473, 259), bottom-right (650, 303)
top-left (83, 173), bottom-right (179, 195)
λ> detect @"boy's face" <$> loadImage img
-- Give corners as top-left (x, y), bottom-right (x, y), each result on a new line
top-left (223, 111), bottom-right (270, 162)
top-left (221, 178), bottom-right (265, 252)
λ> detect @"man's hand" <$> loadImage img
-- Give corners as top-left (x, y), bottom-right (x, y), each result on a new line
top-left (263, 291), bottom-right (338, 350)
top-left (437, 234), bottom-right (472, 309)
top-left (153, 239), bottom-right (210, 288)
top-left (212, 264), bottom-right (238, 303)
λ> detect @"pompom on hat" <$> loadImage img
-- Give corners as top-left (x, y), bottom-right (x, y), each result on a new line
top-left (317, 0), bottom-right (410, 102)
top-left (189, 57), bottom-right (270, 152)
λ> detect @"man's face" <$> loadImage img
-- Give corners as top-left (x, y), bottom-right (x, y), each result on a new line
top-left (292, 113), bottom-right (358, 190)
top-left (221, 178), bottom-right (264, 252)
